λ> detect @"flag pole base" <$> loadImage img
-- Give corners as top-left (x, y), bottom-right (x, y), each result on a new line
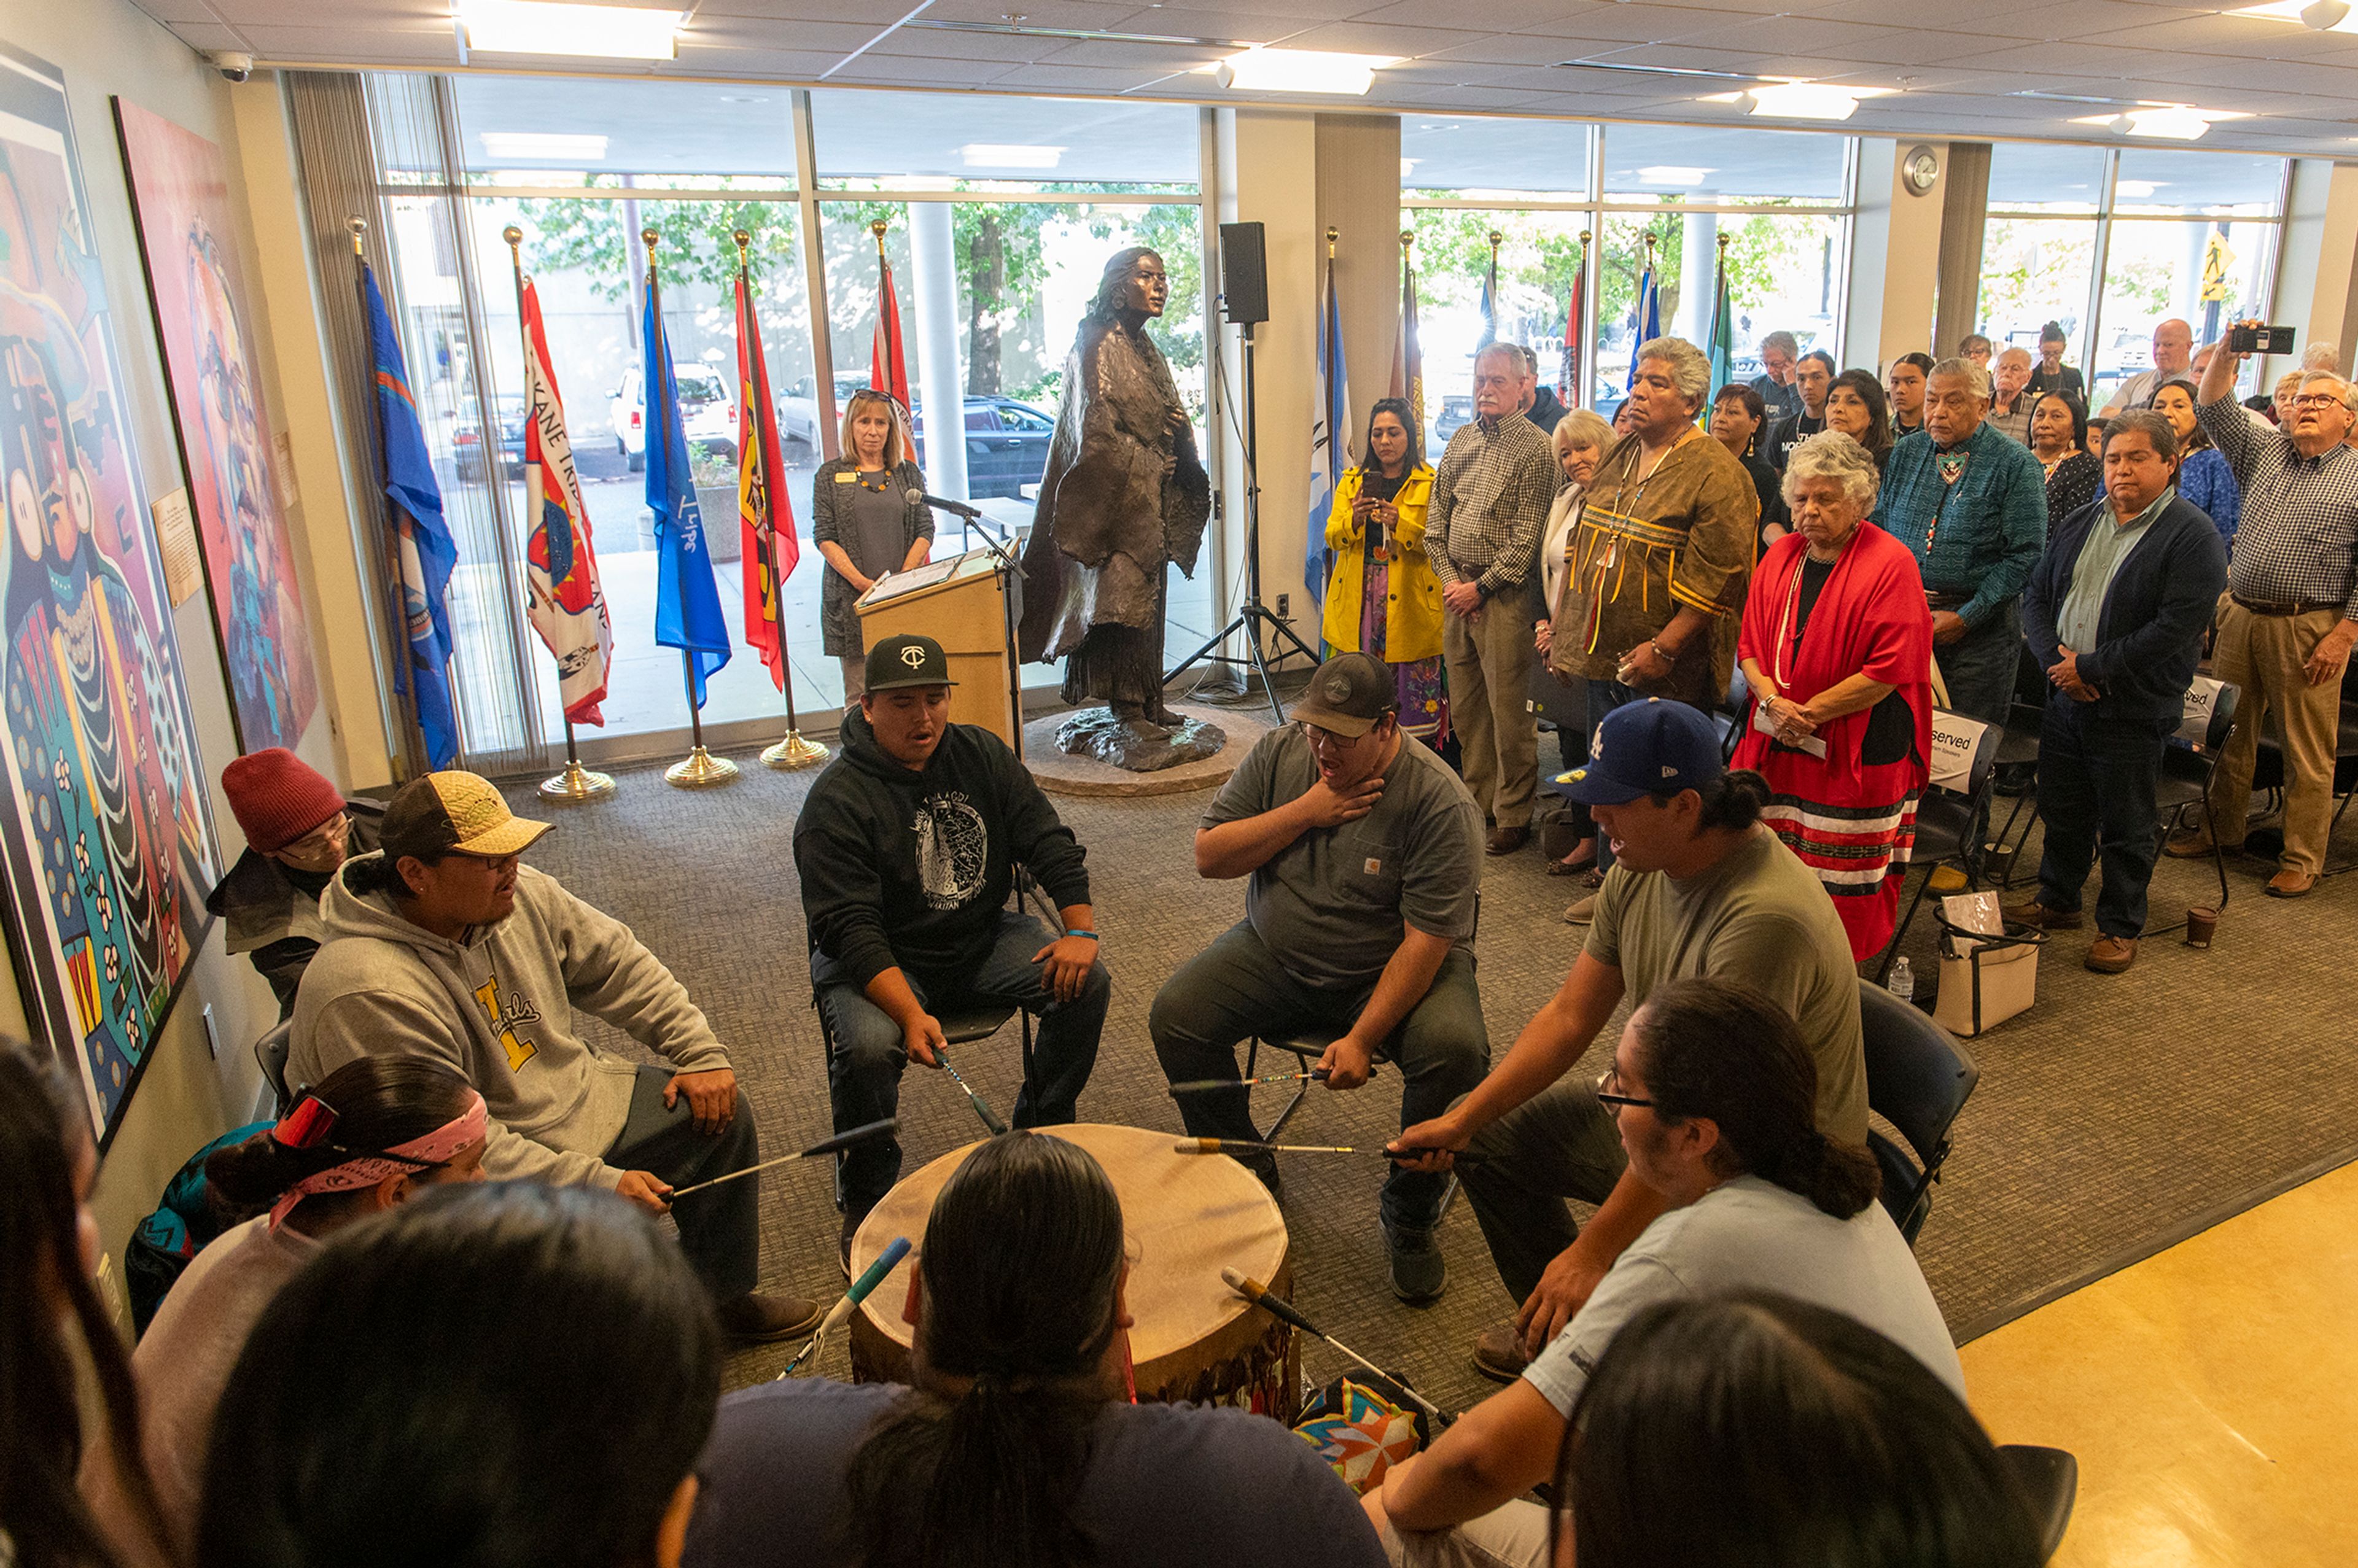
top-left (665, 746), bottom-right (741, 789)
top-left (761, 730), bottom-right (830, 770)
top-left (537, 759), bottom-right (618, 802)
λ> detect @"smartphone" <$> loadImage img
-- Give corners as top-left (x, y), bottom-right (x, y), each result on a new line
top-left (2228, 324), bottom-right (2296, 355)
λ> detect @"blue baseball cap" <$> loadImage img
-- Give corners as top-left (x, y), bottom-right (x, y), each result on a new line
top-left (1551, 699), bottom-right (1724, 806)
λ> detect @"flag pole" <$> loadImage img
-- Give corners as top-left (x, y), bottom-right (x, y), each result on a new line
top-left (646, 226), bottom-right (739, 790)
top-left (871, 218), bottom-right (898, 403)
top-left (507, 223), bottom-right (617, 804)
top-left (1566, 228), bottom-right (1590, 408)
top-left (350, 215), bottom-right (429, 782)
top-left (738, 228), bottom-right (828, 771)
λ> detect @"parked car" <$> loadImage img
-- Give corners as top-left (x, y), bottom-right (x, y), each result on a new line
top-left (452, 394), bottom-right (525, 482)
top-left (912, 396), bottom-right (1056, 500)
top-left (1431, 392), bottom-right (1474, 452)
top-left (610, 362), bottom-right (736, 472)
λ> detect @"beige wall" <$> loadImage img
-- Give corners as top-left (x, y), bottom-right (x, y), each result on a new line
top-left (1846, 138), bottom-right (1948, 373)
top-left (0, 0), bottom-right (357, 1318)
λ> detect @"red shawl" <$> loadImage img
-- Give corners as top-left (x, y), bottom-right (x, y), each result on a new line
top-left (1732, 524), bottom-right (1934, 959)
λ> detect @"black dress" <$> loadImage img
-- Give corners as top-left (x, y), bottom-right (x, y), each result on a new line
top-left (2027, 364), bottom-right (2085, 400)
top-left (2040, 449), bottom-right (2101, 526)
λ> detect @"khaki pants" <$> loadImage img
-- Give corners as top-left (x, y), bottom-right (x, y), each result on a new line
top-left (838, 653), bottom-right (866, 705)
top-left (1379, 1500), bottom-right (1552, 1568)
top-left (2206, 597), bottom-right (2344, 875)
top-left (1444, 597), bottom-right (1539, 830)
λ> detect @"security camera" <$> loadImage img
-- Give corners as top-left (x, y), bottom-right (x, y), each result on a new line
top-left (209, 51), bottom-right (254, 82)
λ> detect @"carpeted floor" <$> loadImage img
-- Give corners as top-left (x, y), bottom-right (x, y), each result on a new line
top-left (498, 714), bottom-right (2358, 1416)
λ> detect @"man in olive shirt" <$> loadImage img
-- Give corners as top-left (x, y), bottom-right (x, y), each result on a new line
top-left (1392, 700), bottom-right (1864, 1381)
top-left (1152, 654), bottom-right (1487, 1305)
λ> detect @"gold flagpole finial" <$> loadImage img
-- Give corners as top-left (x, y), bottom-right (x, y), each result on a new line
top-left (871, 217), bottom-right (888, 257)
top-left (733, 227), bottom-right (752, 260)
top-left (502, 224), bottom-right (522, 252)
top-left (1399, 228), bottom-right (1414, 248)
top-left (1717, 232), bottom-right (1730, 253)
top-left (1326, 225), bottom-right (1338, 258)
top-left (1579, 228), bottom-right (1592, 246)
top-left (1488, 230), bottom-right (1503, 249)
top-left (348, 216), bottom-right (366, 257)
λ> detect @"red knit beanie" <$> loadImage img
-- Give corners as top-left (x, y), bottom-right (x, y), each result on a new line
top-left (222, 749), bottom-right (346, 854)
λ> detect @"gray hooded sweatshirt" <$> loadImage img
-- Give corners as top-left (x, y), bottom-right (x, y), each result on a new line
top-left (289, 853), bottom-right (730, 1189)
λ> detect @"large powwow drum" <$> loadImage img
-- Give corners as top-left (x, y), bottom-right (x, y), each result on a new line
top-left (849, 1122), bottom-right (1299, 1421)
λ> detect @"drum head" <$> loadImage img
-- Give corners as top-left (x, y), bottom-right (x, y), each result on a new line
top-left (849, 1124), bottom-right (1288, 1367)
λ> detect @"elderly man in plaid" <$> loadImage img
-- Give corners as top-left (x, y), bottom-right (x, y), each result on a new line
top-left (2168, 324), bottom-right (2358, 898)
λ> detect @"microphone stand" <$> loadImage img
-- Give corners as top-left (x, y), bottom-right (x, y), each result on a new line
top-left (911, 492), bottom-right (1029, 760)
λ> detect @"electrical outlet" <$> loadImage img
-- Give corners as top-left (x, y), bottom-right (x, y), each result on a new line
top-left (1277, 593), bottom-right (1290, 619)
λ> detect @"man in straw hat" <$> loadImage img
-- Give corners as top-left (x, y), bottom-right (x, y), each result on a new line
top-left (291, 770), bottom-right (822, 1341)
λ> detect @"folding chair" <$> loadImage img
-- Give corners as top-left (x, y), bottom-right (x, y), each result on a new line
top-left (1874, 708), bottom-right (1999, 985)
top-left (2147, 675), bottom-right (2239, 930)
top-left (1714, 661), bottom-right (1750, 762)
top-left (253, 1020), bottom-right (294, 1116)
top-left (1855, 977), bottom-right (1979, 1245)
top-left (1991, 648), bottom-right (2050, 889)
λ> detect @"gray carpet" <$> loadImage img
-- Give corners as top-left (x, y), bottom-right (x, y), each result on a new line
top-left (498, 718), bottom-right (2358, 1414)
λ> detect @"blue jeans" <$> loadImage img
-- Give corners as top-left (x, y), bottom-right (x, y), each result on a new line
top-left (1934, 597), bottom-right (2024, 727)
top-left (2035, 696), bottom-right (2170, 939)
top-left (817, 911), bottom-right (1109, 1221)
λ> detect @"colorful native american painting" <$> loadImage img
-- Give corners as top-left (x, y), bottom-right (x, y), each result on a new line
top-left (0, 47), bottom-right (216, 1138)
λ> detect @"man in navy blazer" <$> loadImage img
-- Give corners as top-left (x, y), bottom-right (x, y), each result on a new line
top-left (2012, 409), bottom-right (2228, 974)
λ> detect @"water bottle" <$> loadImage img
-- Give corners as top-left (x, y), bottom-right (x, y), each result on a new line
top-left (1887, 956), bottom-right (1915, 1006)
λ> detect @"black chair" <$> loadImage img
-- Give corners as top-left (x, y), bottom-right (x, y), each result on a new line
top-left (1855, 977), bottom-right (1979, 1246)
top-left (1874, 708), bottom-right (2001, 985)
top-left (2249, 686), bottom-right (2358, 877)
top-left (2149, 675), bottom-right (2240, 930)
top-left (1998, 1443), bottom-right (2080, 1563)
top-left (1713, 661), bottom-right (1750, 762)
top-left (1991, 648), bottom-right (2050, 888)
top-left (254, 1020), bottom-right (294, 1116)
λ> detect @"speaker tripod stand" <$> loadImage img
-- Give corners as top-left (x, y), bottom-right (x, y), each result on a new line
top-left (1165, 322), bottom-right (1317, 727)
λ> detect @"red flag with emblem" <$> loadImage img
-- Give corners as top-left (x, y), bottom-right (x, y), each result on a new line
top-left (736, 269), bottom-right (799, 691)
top-left (519, 277), bottom-right (612, 725)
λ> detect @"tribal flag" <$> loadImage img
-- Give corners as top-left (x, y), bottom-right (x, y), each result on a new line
top-left (1476, 247), bottom-right (1498, 349)
top-left (1625, 244), bottom-right (1661, 394)
top-left (1560, 242), bottom-right (1586, 406)
top-left (1704, 250), bottom-right (1735, 422)
top-left (871, 251), bottom-right (911, 409)
top-left (1307, 251), bottom-right (1351, 614)
top-left (1390, 246), bottom-right (1425, 437)
top-left (643, 271), bottom-right (731, 708)
top-left (736, 269), bottom-right (800, 691)
top-left (518, 277), bottom-right (612, 726)
top-left (359, 261), bottom-right (459, 769)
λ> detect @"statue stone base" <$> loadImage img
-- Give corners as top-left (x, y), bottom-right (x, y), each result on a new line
top-left (1054, 707), bottom-right (1226, 773)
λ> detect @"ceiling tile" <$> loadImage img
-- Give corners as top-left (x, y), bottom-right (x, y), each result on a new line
top-left (1274, 21), bottom-right (1501, 58)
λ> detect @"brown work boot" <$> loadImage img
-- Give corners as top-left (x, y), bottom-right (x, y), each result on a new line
top-left (1486, 823), bottom-right (1530, 856)
top-left (2163, 829), bottom-right (2219, 860)
top-left (717, 1290), bottom-right (825, 1343)
top-left (2003, 899), bottom-right (2084, 931)
top-left (2266, 868), bottom-right (2317, 898)
top-left (1471, 1319), bottom-right (1532, 1383)
top-left (1563, 892), bottom-right (1598, 925)
top-left (2084, 936), bottom-right (2138, 974)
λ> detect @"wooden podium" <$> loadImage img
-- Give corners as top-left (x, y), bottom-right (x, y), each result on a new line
top-left (856, 548), bottom-right (1018, 749)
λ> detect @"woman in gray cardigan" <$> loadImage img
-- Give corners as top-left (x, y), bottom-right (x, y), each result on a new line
top-left (814, 388), bottom-right (933, 701)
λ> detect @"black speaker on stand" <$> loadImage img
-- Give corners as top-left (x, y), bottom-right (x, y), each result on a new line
top-left (1166, 220), bottom-right (1320, 726)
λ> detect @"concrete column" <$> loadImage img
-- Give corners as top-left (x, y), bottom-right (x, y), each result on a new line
top-left (2275, 160), bottom-right (2358, 384)
top-left (1934, 142), bottom-right (1990, 358)
top-left (908, 200), bottom-right (969, 500)
top-left (1846, 139), bottom-right (1946, 370)
top-left (1678, 211), bottom-right (1718, 344)
top-left (1315, 112), bottom-right (1403, 451)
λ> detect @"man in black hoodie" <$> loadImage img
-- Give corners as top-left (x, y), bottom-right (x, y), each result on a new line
top-left (795, 634), bottom-right (1108, 1251)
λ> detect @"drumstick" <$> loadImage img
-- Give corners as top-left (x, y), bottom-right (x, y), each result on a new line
top-left (777, 1235), bottom-right (912, 1380)
top-left (1221, 1268), bottom-right (1446, 1420)
top-left (1167, 1068), bottom-right (1380, 1095)
top-left (668, 1118), bottom-right (899, 1198)
top-left (1175, 1137), bottom-right (1485, 1165)
top-left (934, 1048), bottom-right (1010, 1136)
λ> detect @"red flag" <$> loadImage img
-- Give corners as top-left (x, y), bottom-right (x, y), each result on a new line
top-left (870, 254), bottom-right (911, 410)
top-left (736, 270), bottom-right (799, 691)
top-left (1561, 243), bottom-right (1586, 407)
top-left (518, 278), bottom-right (612, 725)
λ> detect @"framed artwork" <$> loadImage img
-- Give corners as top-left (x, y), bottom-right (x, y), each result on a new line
top-left (0, 46), bottom-right (217, 1141)
top-left (114, 97), bottom-right (318, 755)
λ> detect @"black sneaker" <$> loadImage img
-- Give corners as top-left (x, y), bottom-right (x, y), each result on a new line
top-left (1384, 1223), bottom-right (1446, 1306)
top-left (839, 1211), bottom-right (860, 1280)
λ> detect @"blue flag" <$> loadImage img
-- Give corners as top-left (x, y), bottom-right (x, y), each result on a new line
top-left (1307, 257), bottom-right (1350, 616)
top-left (642, 283), bottom-right (731, 708)
top-left (1625, 251), bottom-right (1660, 394)
top-left (1476, 255), bottom-right (1498, 350)
top-left (360, 263), bottom-right (460, 769)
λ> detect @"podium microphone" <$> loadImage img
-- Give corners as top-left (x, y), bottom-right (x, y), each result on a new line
top-left (905, 487), bottom-right (984, 520)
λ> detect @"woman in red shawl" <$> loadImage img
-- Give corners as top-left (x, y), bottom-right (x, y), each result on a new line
top-left (1733, 432), bottom-right (1935, 960)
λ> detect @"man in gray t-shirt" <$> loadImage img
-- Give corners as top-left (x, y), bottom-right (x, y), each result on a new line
top-left (1150, 654), bottom-right (1487, 1304)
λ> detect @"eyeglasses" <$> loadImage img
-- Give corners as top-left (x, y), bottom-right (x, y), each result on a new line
top-left (1295, 720), bottom-right (1365, 751)
top-left (2292, 393), bottom-right (2348, 411)
top-left (280, 812), bottom-right (351, 857)
top-left (1594, 1066), bottom-right (1657, 1112)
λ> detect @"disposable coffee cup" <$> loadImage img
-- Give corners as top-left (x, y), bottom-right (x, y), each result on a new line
top-left (2184, 906), bottom-right (2219, 948)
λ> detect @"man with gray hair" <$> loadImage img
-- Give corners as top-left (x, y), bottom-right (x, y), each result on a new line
top-left (1547, 335), bottom-right (1756, 917)
top-left (1987, 346), bottom-right (2036, 445)
top-left (1870, 356), bottom-right (2050, 725)
top-left (1749, 330), bottom-right (1804, 425)
top-left (1428, 340), bottom-right (1562, 854)
top-left (2011, 409), bottom-right (2227, 974)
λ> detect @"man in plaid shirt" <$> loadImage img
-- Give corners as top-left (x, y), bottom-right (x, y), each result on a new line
top-left (2168, 324), bottom-right (2358, 898)
top-left (1428, 342), bottom-right (1560, 855)
top-left (1870, 357), bottom-right (2049, 726)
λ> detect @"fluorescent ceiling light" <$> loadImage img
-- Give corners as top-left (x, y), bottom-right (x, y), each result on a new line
top-left (1636, 166), bottom-right (1710, 186)
top-left (1201, 47), bottom-right (1399, 95)
top-left (458, 1), bottom-right (682, 60)
top-left (2239, 0), bottom-right (2358, 30)
top-left (960, 143), bottom-right (1064, 168)
top-left (480, 131), bottom-right (609, 161)
top-left (1743, 82), bottom-right (1886, 120)
top-left (2071, 106), bottom-right (2246, 139)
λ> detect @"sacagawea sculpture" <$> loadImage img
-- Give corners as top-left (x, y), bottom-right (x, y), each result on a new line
top-left (1018, 247), bottom-right (1222, 770)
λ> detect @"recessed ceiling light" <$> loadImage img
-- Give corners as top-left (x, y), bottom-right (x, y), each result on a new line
top-left (458, 1), bottom-right (682, 60)
top-left (1738, 83), bottom-right (1892, 120)
top-left (481, 131), bottom-right (610, 161)
top-left (2071, 106), bottom-right (2246, 139)
top-left (959, 143), bottom-right (1065, 169)
top-left (1636, 166), bottom-right (1711, 185)
top-left (1200, 47), bottom-right (1399, 95)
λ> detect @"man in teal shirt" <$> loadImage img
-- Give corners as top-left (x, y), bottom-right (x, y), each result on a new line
top-left (1870, 357), bottom-right (2050, 724)
top-left (2012, 410), bottom-right (2228, 974)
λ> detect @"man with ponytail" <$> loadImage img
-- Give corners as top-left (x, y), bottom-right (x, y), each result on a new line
top-left (83, 1057), bottom-right (486, 1559)
top-left (683, 1131), bottom-right (1384, 1568)
top-left (1368, 979), bottom-right (1957, 1568)
top-left (1393, 700), bottom-right (1867, 1383)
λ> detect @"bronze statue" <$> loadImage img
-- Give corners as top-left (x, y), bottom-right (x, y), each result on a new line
top-left (1019, 247), bottom-right (1221, 770)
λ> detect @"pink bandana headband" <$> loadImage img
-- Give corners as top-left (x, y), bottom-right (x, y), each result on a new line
top-left (268, 1090), bottom-right (489, 1228)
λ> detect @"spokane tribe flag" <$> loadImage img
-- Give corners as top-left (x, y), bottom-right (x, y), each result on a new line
top-left (518, 278), bottom-right (613, 724)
